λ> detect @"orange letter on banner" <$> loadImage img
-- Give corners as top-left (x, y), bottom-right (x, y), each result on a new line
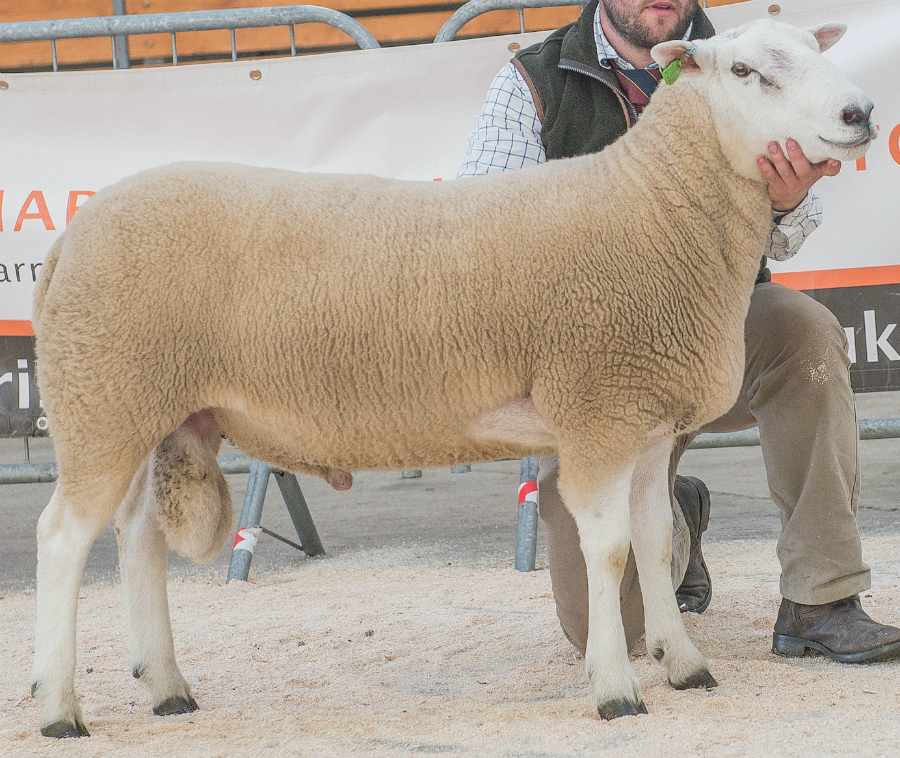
top-left (858, 125), bottom-right (881, 170)
top-left (66, 191), bottom-right (95, 225)
top-left (14, 191), bottom-right (56, 231)
top-left (890, 123), bottom-right (900, 166)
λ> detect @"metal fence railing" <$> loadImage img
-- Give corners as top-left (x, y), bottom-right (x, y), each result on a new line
top-left (0, 4), bottom-right (379, 71)
top-left (433, 0), bottom-right (715, 43)
top-left (435, 0), bottom-right (584, 43)
top-left (5, 418), bottom-right (900, 486)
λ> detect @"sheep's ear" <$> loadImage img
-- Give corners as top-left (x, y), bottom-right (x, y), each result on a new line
top-left (651, 39), bottom-right (711, 74)
top-left (808, 23), bottom-right (847, 52)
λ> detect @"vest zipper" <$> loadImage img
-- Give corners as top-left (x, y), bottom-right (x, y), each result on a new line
top-left (557, 59), bottom-right (638, 126)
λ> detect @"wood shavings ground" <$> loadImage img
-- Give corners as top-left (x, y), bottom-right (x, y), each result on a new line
top-left (2, 535), bottom-right (899, 757)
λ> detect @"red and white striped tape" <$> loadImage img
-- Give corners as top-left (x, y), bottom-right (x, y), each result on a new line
top-left (518, 480), bottom-right (538, 506)
top-left (232, 526), bottom-right (261, 554)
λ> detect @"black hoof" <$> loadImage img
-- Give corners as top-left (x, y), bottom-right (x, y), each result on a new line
top-left (41, 720), bottom-right (90, 738)
top-left (671, 668), bottom-right (719, 691)
top-left (154, 694), bottom-right (199, 716)
top-left (596, 698), bottom-right (648, 720)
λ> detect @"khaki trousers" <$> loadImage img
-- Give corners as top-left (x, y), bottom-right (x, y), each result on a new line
top-left (538, 283), bottom-right (870, 654)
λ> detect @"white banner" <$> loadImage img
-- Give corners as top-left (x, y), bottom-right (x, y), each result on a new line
top-left (0, 0), bottom-right (898, 328)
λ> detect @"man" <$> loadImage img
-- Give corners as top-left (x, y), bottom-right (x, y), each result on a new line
top-left (458, 0), bottom-right (900, 662)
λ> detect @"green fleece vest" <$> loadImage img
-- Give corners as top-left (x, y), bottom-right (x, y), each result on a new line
top-left (514, 0), bottom-right (715, 161)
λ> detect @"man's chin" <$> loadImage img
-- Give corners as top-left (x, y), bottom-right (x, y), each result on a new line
top-left (637, 14), bottom-right (692, 47)
top-left (641, 24), bottom-right (685, 48)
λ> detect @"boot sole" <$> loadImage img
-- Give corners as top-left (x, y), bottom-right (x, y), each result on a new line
top-left (772, 633), bottom-right (900, 664)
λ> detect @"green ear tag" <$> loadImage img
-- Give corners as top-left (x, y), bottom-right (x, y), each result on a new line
top-left (661, 58), bottom-right (682, 85)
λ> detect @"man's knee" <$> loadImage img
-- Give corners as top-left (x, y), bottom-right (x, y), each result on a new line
top-left (747, 283), bottom-right (850, 375)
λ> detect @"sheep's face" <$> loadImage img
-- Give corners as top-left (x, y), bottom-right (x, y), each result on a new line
top-left (651, 18), bottom-right (876, 181)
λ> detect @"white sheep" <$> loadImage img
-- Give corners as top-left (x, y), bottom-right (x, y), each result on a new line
top-left (29, 18), bottom-right (874, 737)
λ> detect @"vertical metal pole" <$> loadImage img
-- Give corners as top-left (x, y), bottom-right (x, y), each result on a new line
top-left (289, 25), bottom-right (296, 56)
top-left (515, 457), bottom-right (540, 572)
top-left (518, 8), bottom-right (525, 33)
top-left (226, 460), bottom-right (271, 582)
top-left (111, 37), bottom-right (118, 69)
top-left (112, 0), bottom-right (130, 69)
top-left (273, 471), bottom-right (325, 557)
top-left (23, 437), bottom-right (30, 464)
top-left (171, 33), bottom-right (178, 66)
top-left (50, 39), bottom-right (58, 71)
top-left (230, 29), bottom-right (237, 61)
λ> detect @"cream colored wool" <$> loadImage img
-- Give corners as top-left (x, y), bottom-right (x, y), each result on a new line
top-left (34, 82), bottom-right (768, 494)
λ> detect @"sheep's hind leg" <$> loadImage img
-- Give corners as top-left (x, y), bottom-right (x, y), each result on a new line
top-left (560, 461), bottom-right (645, 719)
top-left (630, 439), bottom-right (717, 691)
top-left (116, 458), bottom-right (199, 716)
top-left (31, 473), bottom-right (136, 738)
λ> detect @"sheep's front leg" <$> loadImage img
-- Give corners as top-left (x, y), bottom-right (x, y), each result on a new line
top-left (629, 439), bottom-right (717, 690)
top-left (561, 462), bottom-right (646, 719)
top-left (115, 460), bottom-right (198, 716)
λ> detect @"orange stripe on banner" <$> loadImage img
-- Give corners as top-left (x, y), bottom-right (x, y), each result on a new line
top-left (2, 268), bottom-right (898, 336)
top-left (0, 320), bottom-right (35, 337)
top-left (772, 265), bottom-right (900, 291)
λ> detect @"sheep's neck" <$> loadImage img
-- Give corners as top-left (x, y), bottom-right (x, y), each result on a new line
top-left (583, 78), bottom-right (773, 291)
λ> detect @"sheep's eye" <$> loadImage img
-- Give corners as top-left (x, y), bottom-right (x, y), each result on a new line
top-left (731, 62), bottom-right (752, 78)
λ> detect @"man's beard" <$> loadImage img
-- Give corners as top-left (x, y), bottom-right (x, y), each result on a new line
top-left (601, 0), bottom-right (695, 50)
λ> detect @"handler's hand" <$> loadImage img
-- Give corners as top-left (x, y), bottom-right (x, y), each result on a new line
top-left (757, 139), bottom-right (841, 213)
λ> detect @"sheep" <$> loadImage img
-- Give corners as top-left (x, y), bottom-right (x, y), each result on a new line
top-left (29, 18), bottom-right (875, 737)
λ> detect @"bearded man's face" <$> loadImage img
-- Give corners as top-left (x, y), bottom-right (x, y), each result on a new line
top-left (601, 0), bottom-right (696, 50)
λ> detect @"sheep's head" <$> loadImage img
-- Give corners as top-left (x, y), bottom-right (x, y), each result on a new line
top-left (651, 18), bottom-right (876, 181)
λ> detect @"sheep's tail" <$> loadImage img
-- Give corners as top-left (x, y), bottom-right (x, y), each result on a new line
top-left (31, 235), bottom-right (65, 333)
top-left (150, 426), bottom-right (233, 564)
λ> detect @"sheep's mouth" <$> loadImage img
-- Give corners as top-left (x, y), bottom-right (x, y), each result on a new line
top-left (818, 134), bottom-right (871, 148)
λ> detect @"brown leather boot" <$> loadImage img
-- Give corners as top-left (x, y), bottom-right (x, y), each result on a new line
top-left (674, 475), bottom-right (712, 614)
top-left (773, 595), bottom-right (900, 663)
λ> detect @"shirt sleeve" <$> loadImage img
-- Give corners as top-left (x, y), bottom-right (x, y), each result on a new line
top-left (765, 189), bottom-right (822, 262)
top-left (456, 62), bottom-right (547, 178)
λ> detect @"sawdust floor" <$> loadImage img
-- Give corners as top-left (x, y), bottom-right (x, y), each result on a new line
top-left (2, 535), bottom-right (900, 758)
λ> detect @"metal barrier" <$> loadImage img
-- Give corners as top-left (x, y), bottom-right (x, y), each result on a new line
top-left (435, 0), bottom-right (584, 43)
top-left (0, 4), bottom-right (379, 72)
top-left (6, 418), bottom-right (900, 486)
top-left (436, 0), bottom-right (709, 43)
top-left (0, 453), bottom-right (252, 486)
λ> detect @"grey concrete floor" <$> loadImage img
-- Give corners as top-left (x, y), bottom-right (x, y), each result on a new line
top-left (2, 392), bottom-right (899, 595)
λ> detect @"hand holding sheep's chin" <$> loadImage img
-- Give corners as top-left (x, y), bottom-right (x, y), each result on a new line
top-left (757, 138), bottom-right (841, 213)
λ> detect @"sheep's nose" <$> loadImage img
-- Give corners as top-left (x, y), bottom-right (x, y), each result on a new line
top-left (842, 102), bottom-right (873, 125)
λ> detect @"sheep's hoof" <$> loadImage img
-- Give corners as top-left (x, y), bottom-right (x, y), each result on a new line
top-left (41, 720), bottom-right (90, 738)
top-left (596, 698), bottom-right (648, 720)
top-left (671, 668), bottom-right (718, 690)
top-left (153, 694), bottom-right (199, 716)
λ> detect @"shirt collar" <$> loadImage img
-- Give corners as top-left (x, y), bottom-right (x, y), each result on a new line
top-left (593, 4), bottom-right (693, 71)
